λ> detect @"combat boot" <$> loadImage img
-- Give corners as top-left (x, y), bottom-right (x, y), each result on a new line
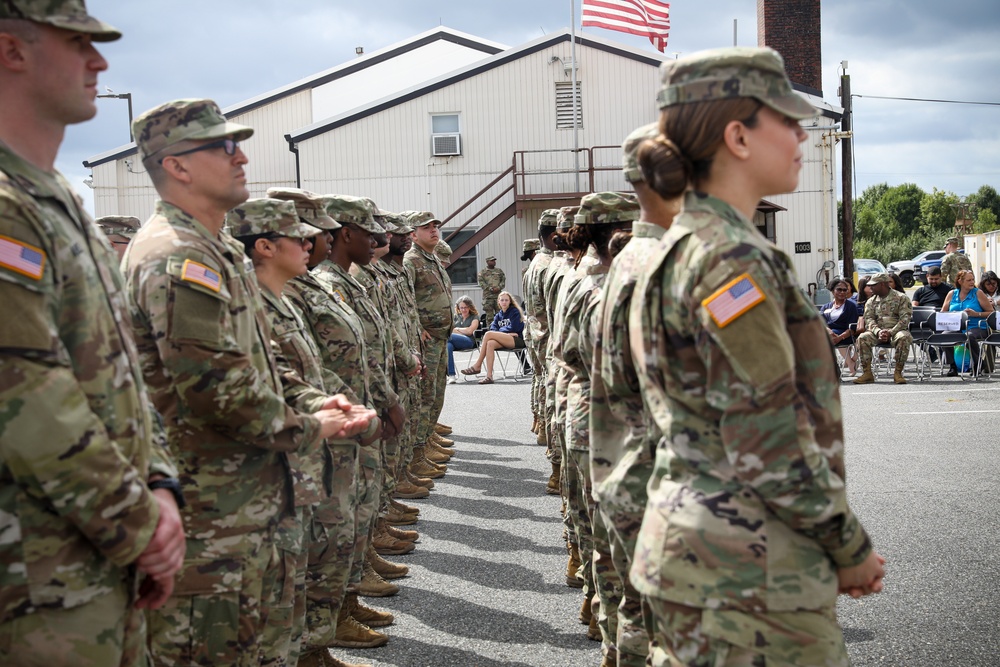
top-left (537, 427), bottom-right (547, 446)
top-left (383, 522), bottom-right (419, 543)
top-left (390, 497), bottom-right (419, 515)
top-left (579, 593), bottom-right (593, 624)
top-left (428, 436), bottom-right (454, 455)
top-left (393, 480), bottom-right (429, 500)
top-left (894, 360), bottom-right (907, 384)
top-left (587, 612), bottom-right (601, 641)
top-left (372, 525), bottom-right (415, 556)
top-left (346, 591), bottom-right (395, 627)
top-left (368, 547), bottom-right (409, 580)
top-left (386, 506), bottom-right (418, 526)
top-left (853, 362), bottom-right (875, 385)
top-left (531, 415), bottom-right (539, 434)
top-left (546, 461), bottom-right (560, 495)
top-left (410, 457), bottom-right (445, 479)
top-left (425, 442), bottom-right (452, 464)
top-left (430, 432), bottom-right (454, 447)
top-left (405, 468), bottom-right (434, 489)
top-left (358, 559), bottom-right (400, 597)
top-left (435, 422), bottom-right (453, 435)
top-left (328, 604), bottom-right (388, 648)
top-left (566, 543), bottom-right (583, 588)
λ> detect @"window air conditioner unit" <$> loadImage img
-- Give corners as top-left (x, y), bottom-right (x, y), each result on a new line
top-left (432, 133), bottom-right (461, 156)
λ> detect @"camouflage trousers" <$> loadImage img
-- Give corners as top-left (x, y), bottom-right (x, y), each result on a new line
top-left (261, 506), bottom-right (310, 667)
top-left (641, 597), bottom-right (849, 667)
top-left (528, 342), bottom-right (547, 423)
top-left (381, 375), bottom-right (414, 508)
top-left (595, 445), bottom-right (656, 667)
top-left (303, 444), bottom-right (359, 652)
top-left (147, 531), bottom-right (276, 667)
top-left (482, 299), bottom-right (497, 324)
top-left (544, 359), bottom-right (565, 466)
top-left (417, 336), bottom-right (448, 443)
top-left (0, 577), bottom-right (144, 667)
top-left (856, 330), bottom-right (912, 366)
top-left (565, 448), bottom-right (595, 598)
top-left (398, 382), bottom-right (422, 476)
top-left (350, 464), bottom-right (382, 585)
top-left (592, 505), bottom-right (623, 664)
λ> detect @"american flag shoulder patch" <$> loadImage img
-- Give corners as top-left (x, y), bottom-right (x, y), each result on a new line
top-left (701, 273), bottom-right (765, 328)
top-left (332, 289), bottom-right (345, 303)
top-left (180, 259), bottom-right (222, 292)
top-left (0, 234), bottom-right (45, 280)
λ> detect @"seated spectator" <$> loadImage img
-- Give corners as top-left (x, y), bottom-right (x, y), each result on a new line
top-left (979, 271), bottom-right (1000, 309)
top-left (853, 275), bottom-right (874, 333)
top-left (446, 296), bottom-right (480, 384)
top-left (941, 269), bottom-right (995, 376)
top-left (460, 291), bottom-right (525, 384)
top-left (889, 272), bottom-right (906, 294)
top-left (854, 273), bottom-right (913, 385)
top-left (822, 278), bottom-right (860, 375)
top-left (912, 267), bottom-right (953, 309)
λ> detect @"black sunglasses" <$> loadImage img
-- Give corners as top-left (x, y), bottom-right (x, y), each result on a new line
top-left (160, 138), bottom-right (239, 163)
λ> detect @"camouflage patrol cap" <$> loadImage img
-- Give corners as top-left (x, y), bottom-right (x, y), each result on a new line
top-left (538, 209), bottom-right (560, 229)
top-left (556, 206), bottom-right (580, 230)
top-left (382, 211), bottom-right (414, 235)
top-left (523, 239), bottom-right (541, 252)
top-left (485, 256), bottom-right (496, 262)
top-left (227, 198), bottom-right (319, 239)
top-left (657, 46), bottom-right (817, 120)
top-left (0, 0), bottom-right (121, 41)
top-left (944, 236), bottom-right (961, 247)
top-left (622, 123), bottom-right (658, 184)
top-left (575, 192), bottom-right (640, 225)
top-left (267, 187), bottom-right (340, 231)
top-left (133, 98), bottom-right (254, 161)
top-left (435, 240), bottom-right (453, 259)
top-left (95, 215), bottom-right (139, 236)
top-left (321, 194), bottom-right (382, 234)
top-left (868, 273), bottom-right (892, 285)
top-left (401, 211), bottom-right (442, 228)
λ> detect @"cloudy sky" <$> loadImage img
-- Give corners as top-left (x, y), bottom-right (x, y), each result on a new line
top-left (61, 0), bottom-right (1000, 213)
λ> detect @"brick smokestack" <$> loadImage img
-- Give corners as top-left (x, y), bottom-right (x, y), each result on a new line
top-left (757, 0), bottom-right (822, 94)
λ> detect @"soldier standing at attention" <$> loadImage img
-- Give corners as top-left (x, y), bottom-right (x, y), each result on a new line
top-left (588, 122), bottom-right (679, 667)
top-left (630, 48), bottom-right (885, 666)
top-left (940, 236), bottom-right (972, 287)
top-left (95, 214), bottom-right (140, 259)
top-left (0, 3), bottom-right (186, 666)
top-left (478, 254), bottom-right (506, 322)
top-left (403, 212), bottom-right (453, 481)
top-left (122, 99), bottom-right (370, 667)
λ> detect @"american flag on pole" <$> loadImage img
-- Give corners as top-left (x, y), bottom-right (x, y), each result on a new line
top-left (702, 274), bottom-right (766, 328)
top-left (581, 0), bottom-right (671, 52)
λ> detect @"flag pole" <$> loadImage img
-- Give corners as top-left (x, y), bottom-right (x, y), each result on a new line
top-left (571, 0), bottom-right (581, 192)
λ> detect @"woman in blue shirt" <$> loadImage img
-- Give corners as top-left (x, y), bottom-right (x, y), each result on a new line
top-left (941, 269), bottom-right (995, 375)
top-left (460, 291), bottom-right (524, 384)
top-left (822, 278), bottom-right (860, 375)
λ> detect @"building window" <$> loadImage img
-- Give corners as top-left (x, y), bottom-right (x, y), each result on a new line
top-left (555, 82), bottom-right (583, 129)
top-left (431, 113), bottom-right (461, 156)
top-left (444, 229), bottom-right (477, 285)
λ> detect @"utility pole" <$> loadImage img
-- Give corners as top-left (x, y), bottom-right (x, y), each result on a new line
top-left (839, 63), bottom-right (854, 282)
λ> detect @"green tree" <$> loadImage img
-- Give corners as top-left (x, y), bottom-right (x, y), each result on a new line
top-left (919, 188), bottom-right (959, 235)
top-left (968, 185), bottom-right (1000, 222)
top-left (874, 183), bottom-right (925, 240)
top-left (972, 209), bottom-right (999, 235)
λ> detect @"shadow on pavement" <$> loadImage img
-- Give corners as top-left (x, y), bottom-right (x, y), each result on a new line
top-left (843, 627), bottom-right (877, 643)
top-left (428, 493), bottom-right (562, 524)
top-left (416, 519), bottom-right (566, 556)
top-left (333, 637), bottom-right (537, 667)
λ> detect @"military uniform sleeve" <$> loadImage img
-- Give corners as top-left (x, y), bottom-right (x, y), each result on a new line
top-left (0, 217), bottom-right (158, 567)
top-left (131, 251), bottom-right (318, 452)
top-left (889, 296), bottom-right (911, 336)
top-left (689, 244), bottom-right (870, 568)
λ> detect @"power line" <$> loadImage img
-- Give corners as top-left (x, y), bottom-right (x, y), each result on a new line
top-left (853, 94), bottom-right (1000, 107)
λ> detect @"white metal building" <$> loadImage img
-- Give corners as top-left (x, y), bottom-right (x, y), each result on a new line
top-left (85, 27), bottom-right (842, 301)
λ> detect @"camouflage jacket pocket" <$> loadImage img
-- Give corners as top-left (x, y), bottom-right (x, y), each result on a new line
top-left (172, 557), bottom-right (243, 597)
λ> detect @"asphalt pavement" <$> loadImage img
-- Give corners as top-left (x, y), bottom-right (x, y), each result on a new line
top-left (333, 367), bottom-right (1000, 667)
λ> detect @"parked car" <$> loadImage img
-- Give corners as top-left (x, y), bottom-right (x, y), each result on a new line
top-left (837, 259), bottom-right (887, 282)
top-left (914, 249), bottom-right (966, 286)
top-left (888, 250), bottom-right (946, 288)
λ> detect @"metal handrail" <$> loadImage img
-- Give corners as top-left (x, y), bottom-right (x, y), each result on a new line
top-left (443, 183), bottom-right (515, 242)
top-left (440, 164), bottom-right (514, 226)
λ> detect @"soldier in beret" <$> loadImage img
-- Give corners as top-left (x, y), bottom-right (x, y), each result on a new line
top-left (123, 99), bottom-right (370, 666)
top-left (631, 47), bottom-right (884, 665)
top-left (0, 3), bottom-right (184, 665)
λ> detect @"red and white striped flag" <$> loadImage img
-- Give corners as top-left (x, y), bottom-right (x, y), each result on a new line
top-left (581, 0), bottom-right (671, 52)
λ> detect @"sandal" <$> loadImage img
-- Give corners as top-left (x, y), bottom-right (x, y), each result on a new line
top-left (461, 367), bottom-right (480, 376)
top-left (478, 377), bottom-right (494, 385)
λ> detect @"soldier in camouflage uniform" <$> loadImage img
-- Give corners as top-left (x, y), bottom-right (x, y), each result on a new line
top-left (478, 255), bottom-right (506, 322)
top-left (403, 212), bottom-right (454, 478)
top-left (0, 4), bottom-right (185, 665)
top-left (940, 236), bottom-right (973, 286)
top-left (267, 189), bottom-right (387, 660)
top-left (853, 272), bottom-right (913, 384)
top-left (123, 99), bottom-right (368, 667)
top-left (95, 214), bottom-right (140, 259)
top-left (588, 123), bottom-right (681, 667)
top-left (559, 192), bottom-right (639, 654)
top-left (520, 237), bottom-right (542, 428)
top-left (630, 48), bottom-right (885, 666)
top-left (524, 210), bottom-right (560, 479)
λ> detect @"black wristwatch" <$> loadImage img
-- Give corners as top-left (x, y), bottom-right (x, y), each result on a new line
top-left (148, 478), bottom-right (186, 509)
